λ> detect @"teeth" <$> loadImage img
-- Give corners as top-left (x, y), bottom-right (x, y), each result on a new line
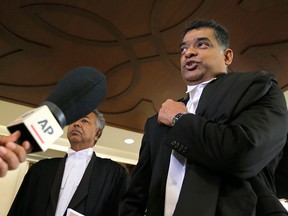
top-left (186, 61), bottom-right (195, 66)
top-left (184, 61), bottom-right (198, 70)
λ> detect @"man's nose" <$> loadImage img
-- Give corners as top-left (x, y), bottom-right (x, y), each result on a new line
top-left (185, 46), bottom-right (197, 58)
top-left (73, 121), bottom-right (82, 127)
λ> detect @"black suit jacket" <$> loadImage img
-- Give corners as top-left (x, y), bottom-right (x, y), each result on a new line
top-left (120, 71), bottom-right (288, 216)
top-left (8, 153), bottom-right (128, 216)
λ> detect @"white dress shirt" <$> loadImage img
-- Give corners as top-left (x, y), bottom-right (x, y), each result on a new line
top-left (164, 79), bottom-right (214, 216)
top-left (55, 147), bottom-right (93, 216)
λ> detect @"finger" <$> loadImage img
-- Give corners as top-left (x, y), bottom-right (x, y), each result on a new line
top-left (0, 131), bottom-right (21, 145)
top-left (0, 157), bottom-right (8, 177)
top-left (5, 142), bottom-right (27, 163)
top-left (0, 146), bottom-right (21, 170)
top-left (9, 131), bottom-right (21, 142)
top-left (22, 141), bottom-right (32, 153)
top-left (0, 134), bottom-right (10, 145)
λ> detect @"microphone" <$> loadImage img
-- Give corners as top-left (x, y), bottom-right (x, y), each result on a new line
top-left (6, 66), bottom-right (106, 152)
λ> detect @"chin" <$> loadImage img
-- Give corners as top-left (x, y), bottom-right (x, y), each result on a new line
top-left (68, 137), bottom-right (81, 143)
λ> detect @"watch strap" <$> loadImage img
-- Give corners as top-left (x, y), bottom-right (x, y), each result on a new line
top-left (172, 112), bottom-right (185, 126)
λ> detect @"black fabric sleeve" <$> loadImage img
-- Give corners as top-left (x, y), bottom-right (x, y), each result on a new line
top-left (119, 117), bottom-right (154, 216)
top-left (165, 80), bottom-right (288, 179)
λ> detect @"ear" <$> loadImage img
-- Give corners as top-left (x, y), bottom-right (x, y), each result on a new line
top-left (224, 48), bottom-right (233, 66)
top-left (95, 130), bottom-right (102, 139)
top-left (94, 135), bottom-right (98, 143)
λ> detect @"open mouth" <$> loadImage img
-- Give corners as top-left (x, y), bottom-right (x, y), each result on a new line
top-left (185, 60), bottom-right (198, 70)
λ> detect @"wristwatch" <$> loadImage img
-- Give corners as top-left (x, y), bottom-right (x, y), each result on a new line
top-left (171, 113), bottom-right (185, 126)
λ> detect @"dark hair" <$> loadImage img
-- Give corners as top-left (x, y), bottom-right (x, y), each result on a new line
top-left (181, 19), bottom-right (230, 49)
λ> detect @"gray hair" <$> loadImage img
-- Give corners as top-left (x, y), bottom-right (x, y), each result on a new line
top-left (92, 109), bottom-right (106, 130)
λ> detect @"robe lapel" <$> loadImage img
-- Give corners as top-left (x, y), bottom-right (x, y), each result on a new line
top-left (45, 157), bottom-right (67, 216)
top-left (68, 153), bottom-right (96, 211)
top-left (173, 163), bottom-right (220, 216)
top-left (147, 121), bottom-right (173, 215)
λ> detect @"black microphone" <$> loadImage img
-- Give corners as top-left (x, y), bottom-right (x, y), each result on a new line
top-left (7, 66), bottom-right (106, 152)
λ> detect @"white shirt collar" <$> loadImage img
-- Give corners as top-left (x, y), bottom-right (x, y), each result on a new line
top-left (185, 78), bottom-right (216, 94)
top-left (67, 147), bottom-right (93, 159)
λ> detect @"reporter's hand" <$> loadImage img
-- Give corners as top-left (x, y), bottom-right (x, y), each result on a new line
top-left (158, 99), bottom-right (188, 126)
top-left (0, 131), bottom-right (31, 177)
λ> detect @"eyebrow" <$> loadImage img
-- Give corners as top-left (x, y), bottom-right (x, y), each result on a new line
top-left (82, 115), bottom-right (90, 120)
top-left (180, 37), bottom-right (210, 47)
